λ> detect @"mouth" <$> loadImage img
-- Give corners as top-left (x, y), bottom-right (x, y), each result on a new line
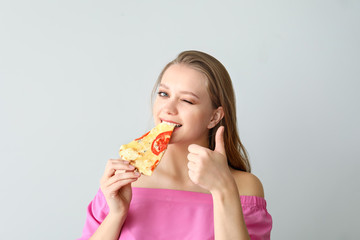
top-left (161, 120), bottom-right (182, 128)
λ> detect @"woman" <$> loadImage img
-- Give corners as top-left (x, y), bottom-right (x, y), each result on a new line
top-left (78, 50), bottom-right (272, 240)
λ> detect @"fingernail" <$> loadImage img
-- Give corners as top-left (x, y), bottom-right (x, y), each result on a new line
top-left (129, 165), bottom-right (135, 169)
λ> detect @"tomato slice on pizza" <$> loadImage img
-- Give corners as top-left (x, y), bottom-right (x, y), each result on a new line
top-left (119, 122), bottom-right (175, 176)
top-left (151, 131), bottom-right (173, 155)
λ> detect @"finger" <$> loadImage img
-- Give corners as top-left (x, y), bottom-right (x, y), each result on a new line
top-left (187, 170), bottom-right (199, 185)
top-left (105, 168), bottom-right (116, 179)
top-left (107, 158), bottom-right (131, 166)
top-left (187, 160), bottom-right (197, 171)
top-left (105, 160), bottom-right (135, 178)
top-left (106, 158), bottom-right (133, 169)
top-left (187, 153), bottom-right (198, 162)
top-left (106, 178), bottom-right (138, 195)
top-left (112, 158), bottom-right (131, 163)
top-left (115, 168), bottom-right (138, 175)
top-left (214, 126), bottom-right (226, 156)
top-left (109, 159), bottom-right (134, 168)
top-left (104, 171), bottom-right (140, 187)
top-left (188, 144), bottom-right (205, 154)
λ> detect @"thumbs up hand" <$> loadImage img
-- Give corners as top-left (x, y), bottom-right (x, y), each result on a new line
top-left (187, 126), bottom-right (234, 193)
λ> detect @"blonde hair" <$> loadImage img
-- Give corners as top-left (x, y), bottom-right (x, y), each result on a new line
top-left (152, 50), bottom-right (251, 172)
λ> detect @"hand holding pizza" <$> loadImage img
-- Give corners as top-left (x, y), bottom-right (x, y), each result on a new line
top-left (187, 126), bottom-right (235, 193)
top-left (100, 159), bottom-right (141, 215)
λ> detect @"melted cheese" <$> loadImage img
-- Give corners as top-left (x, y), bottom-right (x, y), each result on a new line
top-left (119, 122), bottom-right (175, 176)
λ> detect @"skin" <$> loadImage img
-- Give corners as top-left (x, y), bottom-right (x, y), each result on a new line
top-left (90, 64), bottom-right (264, 240)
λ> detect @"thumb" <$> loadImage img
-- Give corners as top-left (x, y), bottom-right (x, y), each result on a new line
top-left (214, 126), bottom-right (226, 156)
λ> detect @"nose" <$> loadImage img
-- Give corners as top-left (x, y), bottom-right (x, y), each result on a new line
top-left (163, 98), bottom-right (178, 115)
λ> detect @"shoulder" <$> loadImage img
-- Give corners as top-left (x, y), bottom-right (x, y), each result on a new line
top-left (230, 169), bottom-right (265, 198)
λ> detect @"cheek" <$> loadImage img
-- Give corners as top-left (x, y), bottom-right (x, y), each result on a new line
top-left (199, 109), bottom-right (216, 128)
top-left (152, 99), bottom-right (162, 113)
top-left (184, 108), bottom-right (212, 125)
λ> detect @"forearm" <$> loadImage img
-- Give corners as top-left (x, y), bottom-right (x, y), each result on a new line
top-left (89, 211), bottom-right (127, 240)
top-left (212, 181), bottom-right (250, 240)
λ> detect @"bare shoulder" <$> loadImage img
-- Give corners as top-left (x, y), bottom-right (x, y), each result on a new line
top-left (230, 169), bottom-right (265, 198)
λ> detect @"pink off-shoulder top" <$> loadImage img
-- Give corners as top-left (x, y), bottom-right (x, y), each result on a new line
top-left (78, 187), bottom-right (272, 240)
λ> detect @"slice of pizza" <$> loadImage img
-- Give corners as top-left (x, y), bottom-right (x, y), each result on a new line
top-left (119, 122), bottom-right (176, 176)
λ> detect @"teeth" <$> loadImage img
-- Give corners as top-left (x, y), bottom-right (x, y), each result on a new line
top-left (162, 121), bottom-right (181, 127)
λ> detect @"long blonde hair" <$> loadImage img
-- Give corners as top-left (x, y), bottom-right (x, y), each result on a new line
top-left (152, 50), bottom-right (251, 172)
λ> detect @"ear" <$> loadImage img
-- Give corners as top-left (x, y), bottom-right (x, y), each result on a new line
top-left (207, 106), bottom-right (224, 129)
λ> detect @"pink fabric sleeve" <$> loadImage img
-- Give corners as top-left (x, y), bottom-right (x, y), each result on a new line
top-left (241, 195), bottom-right (273, 240)
top-left (77, 189), bottom-right (109, 240)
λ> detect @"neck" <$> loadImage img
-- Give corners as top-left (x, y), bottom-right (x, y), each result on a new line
top-left (156, 143), bottom-right (190, 180)
top-left (134, 139), bottom-right (211, 193)
top-left (156, 136), bottom-right (209, 176)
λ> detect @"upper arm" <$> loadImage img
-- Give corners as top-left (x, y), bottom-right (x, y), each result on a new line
top-left (231, 170), bottom-right (265, 198)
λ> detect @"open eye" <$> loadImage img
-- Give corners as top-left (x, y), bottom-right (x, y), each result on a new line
top-left (157, 91), bottom-right (168, 97)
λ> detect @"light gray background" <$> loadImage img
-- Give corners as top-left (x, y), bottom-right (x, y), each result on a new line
top-left (0, 1), bottom-right (359, 239)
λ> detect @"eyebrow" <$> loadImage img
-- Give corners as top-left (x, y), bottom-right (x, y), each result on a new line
top-left (159, 83), bottom-right (200, 100)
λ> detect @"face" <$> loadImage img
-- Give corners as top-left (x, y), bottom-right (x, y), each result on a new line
top-left (153, 64), bottom-right (220, 147)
